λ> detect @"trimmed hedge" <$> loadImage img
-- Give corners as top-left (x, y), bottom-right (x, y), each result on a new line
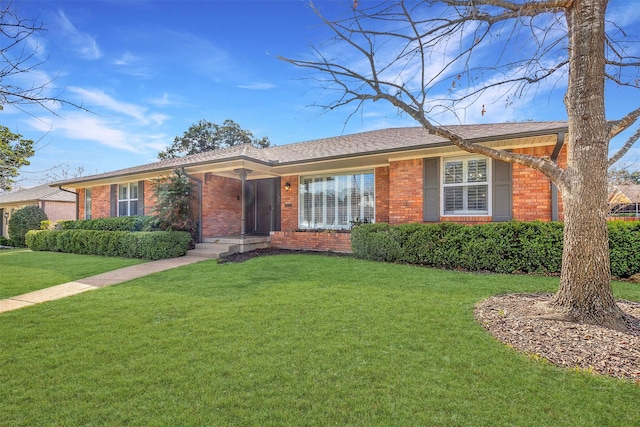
top-left (59, 216), bottom-right (156, 232)
top-left (26, 229), bottom-right (191, 260)
top-left (351, 220), bottom-right (640, 278)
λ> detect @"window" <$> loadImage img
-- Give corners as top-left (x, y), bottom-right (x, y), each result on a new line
top-left (299, 171), bottom-right (375, 229)
top-left (84, 188), bottom-right (92, 220)
top-left (118, 182), bottom-right (139, 216)
top-left (442, 156), bottom-right (490, 215)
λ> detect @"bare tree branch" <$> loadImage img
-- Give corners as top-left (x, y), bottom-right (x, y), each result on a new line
top-left (0, 2), bottom-right (89, 114)
top-left (609, 126), bottom-right (640, 167)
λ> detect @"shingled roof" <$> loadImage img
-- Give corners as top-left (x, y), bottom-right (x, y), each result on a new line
top-left (0, 184), bottom-right (76, 204)
top-left (53, 121), bottom-right (568, 187)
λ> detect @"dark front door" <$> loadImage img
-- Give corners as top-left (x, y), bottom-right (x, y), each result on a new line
top-left (244, 178), bottom-right (281, 235)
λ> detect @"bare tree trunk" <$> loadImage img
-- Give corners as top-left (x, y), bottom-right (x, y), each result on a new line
top-left (548, 0), bottom-right (625, 329)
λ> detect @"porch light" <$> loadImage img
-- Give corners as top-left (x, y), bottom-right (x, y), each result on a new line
top-left (284, 182), bottom-right (291, 191)
top-left (3, 211), bottom-right (8, 219)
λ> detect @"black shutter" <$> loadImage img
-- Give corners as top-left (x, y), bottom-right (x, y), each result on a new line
top-left (110, 184), bottom-right (117, 217)
top-left (492, 159), bottom-right (512, 222)
top-left (423, 157), bottom-right (440, 222)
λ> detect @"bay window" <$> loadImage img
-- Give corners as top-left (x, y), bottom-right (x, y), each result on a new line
top-left (299, 171), bottom-right (375, 229)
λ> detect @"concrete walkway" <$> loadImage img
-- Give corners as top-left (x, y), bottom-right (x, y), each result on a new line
top-left (0, 256), bottom-right (211, 314)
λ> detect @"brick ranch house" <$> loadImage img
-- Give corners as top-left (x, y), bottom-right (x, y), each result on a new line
top-left (0, 184), bottom-right (77, 239)
top-left (53, 121), bottom-right (568, 253)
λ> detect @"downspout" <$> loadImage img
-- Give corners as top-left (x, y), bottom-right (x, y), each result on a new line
top-left (58, 186), bottom-right (79, 220)
top-left (180, 168), bottom-right (203, 243)
top-left (550, 132), bottom-right (565, 221)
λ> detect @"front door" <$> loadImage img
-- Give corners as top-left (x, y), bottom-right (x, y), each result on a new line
top-left (244, 178), bottom-right (281, 235)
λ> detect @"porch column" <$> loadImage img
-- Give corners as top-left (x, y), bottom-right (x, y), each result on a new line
top-left (234, 168), bottom-right (252, 240)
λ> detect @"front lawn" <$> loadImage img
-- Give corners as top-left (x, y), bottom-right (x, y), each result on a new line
top-left (1, 254), bottom-right (640, 425)
top-left (0, 250), bottom-right (144, 299)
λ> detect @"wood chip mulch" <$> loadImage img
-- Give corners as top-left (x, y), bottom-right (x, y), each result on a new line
top-left (475, 293), bottom-right (640, 381)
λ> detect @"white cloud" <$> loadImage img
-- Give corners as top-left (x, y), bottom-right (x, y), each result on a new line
top-left (27, 114), bottom-right (138, 153)
top-left (237, 82), bottom-right (276, 90)
top-left (68, 87), bottom-right (149, 123)
top-left (113, 52), bottom-right (139, 66)
top-left (55, 10), bottom-right (102, 60)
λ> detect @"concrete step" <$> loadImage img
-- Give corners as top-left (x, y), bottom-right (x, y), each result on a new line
top-left (186, 242), bottom-right (239, 259)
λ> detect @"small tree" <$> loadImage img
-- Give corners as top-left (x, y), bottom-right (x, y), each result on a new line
top-left (152, 170), bottom-right (198, 243)
top-left (8, 205), bottom-right (47, 246)
top-left (158, 119), bottom-right (270, 159)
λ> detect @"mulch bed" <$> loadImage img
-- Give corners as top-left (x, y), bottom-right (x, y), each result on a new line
top-left (219, 248), bottom-right (352, 263)
top-left (475, 293), bottom-right (640, 381)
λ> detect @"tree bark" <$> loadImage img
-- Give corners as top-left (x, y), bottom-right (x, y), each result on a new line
top-left (548, 0), bottom-right (625, 329)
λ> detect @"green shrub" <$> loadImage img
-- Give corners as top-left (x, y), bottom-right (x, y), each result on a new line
top-left (7, 205), bottom-right (48, 247)
top-left (351, 221), bottom-right (640, 278)
top-left (0, 236), bottom-right (15, 247)
top-left (26, 229), bottom-right (191, 260)
top-left (59, 216), bottom-right (156, 232)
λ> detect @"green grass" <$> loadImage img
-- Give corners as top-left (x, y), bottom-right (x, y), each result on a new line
top-left (0, 250), bottom-right (144, 298)
top-left (1, 254), bottom-right (640, 426)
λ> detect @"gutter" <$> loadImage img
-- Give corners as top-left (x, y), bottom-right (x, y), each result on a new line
top-left (58, 186), bottom-right (79, 220)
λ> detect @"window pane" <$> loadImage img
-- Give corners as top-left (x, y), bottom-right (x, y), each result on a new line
top-left (131, 183), bottom-right (139, 199)
top-left (130, 201), bottom-right (138, 216)
top-left (85, 189), bottom-right (92, 220)
top-left (444, 161), bottom-right (463, 184)
top-left (362, 173), bottom-right (375, 222)
top-left (467, 159), bottom-right (487, 183)
top-left (118, 201), bottom-right (128, 217)
top-left (314, 177), bottom-right (324, 227)
top-left (444, 187), bottom-right (463, 214)
top-left (337, 175), bottom-right (349, 225)
top-left (467, 185), bottom-right (488, 211)
top-left (119, 185), bottom-right (128, 199)
top-left (300, 178), bottom-right (313, 227)
top-left (326, 177), bottom-right (335, 226)
top-left (350, 174), bottom-right (362, 221)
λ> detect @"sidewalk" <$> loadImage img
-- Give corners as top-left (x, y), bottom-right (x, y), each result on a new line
top-left (0, 256), bottom-right (210, 314)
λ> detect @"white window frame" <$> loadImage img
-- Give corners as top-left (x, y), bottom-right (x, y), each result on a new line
top-left (441, 155), bottom-right (492, 216)
top-left (118, 182), bottom-right (139, 217)
top-left (298, 170), bottom-right (375, 230)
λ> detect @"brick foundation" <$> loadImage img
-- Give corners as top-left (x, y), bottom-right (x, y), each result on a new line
top-left (270, 231), bottom-right (352, 253)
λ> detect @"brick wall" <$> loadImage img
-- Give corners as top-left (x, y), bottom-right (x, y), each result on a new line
top-left (77, 188), bottom-right (86, 219)
top-left (143, 181), bottom-right (157, 215)
top-left (40, 201), bottom-right (76, 222)
top-left (271, 231), bottom-right (352, 253)
top-left (512, 145), bottom-right (566, 222)
top-left (280, 175), bottom-right (298, 231)
top-left (440, 215), bottom-right (492, 224)
top-left (201, 173), bottom-right (242, 237)
top-left (91, 185), bottom-right (112, 218)
top-left (375, 166), bottom-right (390, 223)
top-left (389, 159), bottom-right (423, 224)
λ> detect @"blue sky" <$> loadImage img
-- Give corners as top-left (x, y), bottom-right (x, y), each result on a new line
top-left (4, 0), bottom-right (639, 187)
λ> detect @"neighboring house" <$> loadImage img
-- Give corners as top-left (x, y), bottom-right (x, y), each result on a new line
top-left (0, 184), bottom-right (77, 238)
top-left (53, 121), bottom-right (568, 253)
top-left (608, 184), bottom-right (640, 217)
